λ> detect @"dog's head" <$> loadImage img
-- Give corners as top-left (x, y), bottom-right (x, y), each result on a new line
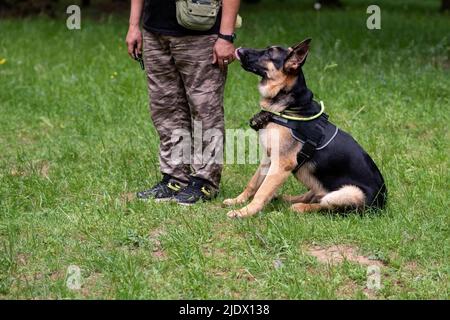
top-left (235, 38), bottom-right (311, 98)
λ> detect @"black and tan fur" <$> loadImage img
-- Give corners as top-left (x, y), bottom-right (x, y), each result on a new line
top-left (224, 39), bottom-right (387, 218)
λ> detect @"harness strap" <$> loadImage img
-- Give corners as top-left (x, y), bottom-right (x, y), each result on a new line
top-left (293, 140), bottom-right (317, 173)
top-left (290, 126), bottom-right (339, 150)
top-left (267, 101), bottom-right (325, 121)
top-left (249, 101), bottom-right (335, 173)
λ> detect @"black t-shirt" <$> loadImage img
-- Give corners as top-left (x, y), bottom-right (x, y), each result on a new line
top-left (143, 0), bottom-right (221, 36)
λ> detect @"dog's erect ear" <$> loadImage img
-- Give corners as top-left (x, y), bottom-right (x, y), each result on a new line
top-left (284, 38), bottom-right (312, 74)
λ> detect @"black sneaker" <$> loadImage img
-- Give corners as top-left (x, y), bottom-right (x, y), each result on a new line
top-left (136, 174), bottom-right (183, 202)
top-left (173, 177), bottom-right (216, 206)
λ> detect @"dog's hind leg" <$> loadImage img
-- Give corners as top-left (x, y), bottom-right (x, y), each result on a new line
top-left (281, 190), bottom-right (315, 204)
top-left (291, 185), bottom-right (366, 213)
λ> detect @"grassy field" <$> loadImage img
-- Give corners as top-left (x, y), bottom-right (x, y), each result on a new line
top-left (0, 0), bottom-right (449, 299)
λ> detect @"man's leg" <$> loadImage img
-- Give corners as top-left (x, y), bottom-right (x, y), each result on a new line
top-left (142, 30), bottom-right (192, 185)
top-left (170, 34), bottom-right (226, 190)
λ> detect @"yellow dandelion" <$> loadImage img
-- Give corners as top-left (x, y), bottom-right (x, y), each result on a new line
top-left (0, 58), bottom-right (6, 65)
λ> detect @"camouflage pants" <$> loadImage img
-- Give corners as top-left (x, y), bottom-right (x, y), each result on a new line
top-left (143, 30), bottom-right (226, 189)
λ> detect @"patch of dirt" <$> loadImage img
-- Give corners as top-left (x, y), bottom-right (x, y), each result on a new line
top-left (404, 261), bottom-right (419, 273)
top-left (307, 245), bottom-right (385, 267)
top-left (38, 161), bottom-right (50, 178)
top-left (202, 245), bottom-right (227, 259)
top-left (236, 268), bottom-right (257, 282)
top-left (49, 270), bottom-right (64, 281)
top-left (16, 253), bottom-right (30, 266)
top-left (9, 160), bottom-right (50, 178)
top-left (120, 192), bottom-right (135, 203)
top-left (305, 245), bottom-right (388, 299)
top-left (363, 288), bottom-right (379, 299)
top-left (211, 269), bottom-right (228, 278)
top-left (19, 270), bottom-right (63, 283)
top-left (10, 167), bottom-right (26, 177)
top-left (305, 248), bottom-right (430, 299)
top-left (148, 228), bottom-right (167, 260)
top-left (336, 280), bottom-right (360, 297)
top-left (149, 228), bottom-right (164, 246)
top-left (80, 272), bottom-right (104, 297)
top-left (211, 267), bottom-right (257, 282)
top-left (152, 250), bottom-right (167, 259)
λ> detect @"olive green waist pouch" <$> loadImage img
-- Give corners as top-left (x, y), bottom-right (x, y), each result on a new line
top-left (175, 0), bottom-right (221, 31)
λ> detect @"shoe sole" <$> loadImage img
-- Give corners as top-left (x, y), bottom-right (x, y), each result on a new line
top-left (138, 197), bottom-right (173, 202)
top-left (174, 198), bottom-right (213, 206)
top-left (176, 202), bottom-right (195, 206)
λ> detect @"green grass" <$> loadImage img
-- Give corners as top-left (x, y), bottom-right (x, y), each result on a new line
top-left (0, 0), bottom-right (449, 299)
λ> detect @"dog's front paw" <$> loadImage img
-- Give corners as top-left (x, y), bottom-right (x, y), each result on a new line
top-left (223, 198), bottom-right (238, 206)
top-left (227, 209), bottom-right (246, 218)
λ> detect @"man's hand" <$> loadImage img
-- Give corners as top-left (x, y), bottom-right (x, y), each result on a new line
top-left (126, 25), bottom-right (143, 59)
top-left (212, 38), bottom-right (236, 72)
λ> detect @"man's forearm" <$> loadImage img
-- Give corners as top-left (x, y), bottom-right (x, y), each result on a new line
top-left (129, 0), bottom-right (144, 27)
top-left (220, 0), bottom-right (240, 35)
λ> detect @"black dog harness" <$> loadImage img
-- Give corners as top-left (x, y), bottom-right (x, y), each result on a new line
top-left (250, 101), bottom-right (339, 173)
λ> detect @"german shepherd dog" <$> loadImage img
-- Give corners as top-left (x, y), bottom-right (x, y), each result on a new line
top-left (224, 39), bottom-right (387, 218)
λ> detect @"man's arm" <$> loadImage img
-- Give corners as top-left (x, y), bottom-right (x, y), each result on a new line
top-left (213, 0), bottom-right (241, 71)
top-left (126, 0), bottom-right (144, 59)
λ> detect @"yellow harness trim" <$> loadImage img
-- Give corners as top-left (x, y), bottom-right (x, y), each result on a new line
top-left (167, 182), bottom-right (181, 192)
top-left (266, 101), bottom-right (325, 121)
top-left (201, 187), bottom-right (211, 196)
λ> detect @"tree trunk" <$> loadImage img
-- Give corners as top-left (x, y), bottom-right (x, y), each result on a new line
top-left (442, 0), bottom-right (450, 11)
